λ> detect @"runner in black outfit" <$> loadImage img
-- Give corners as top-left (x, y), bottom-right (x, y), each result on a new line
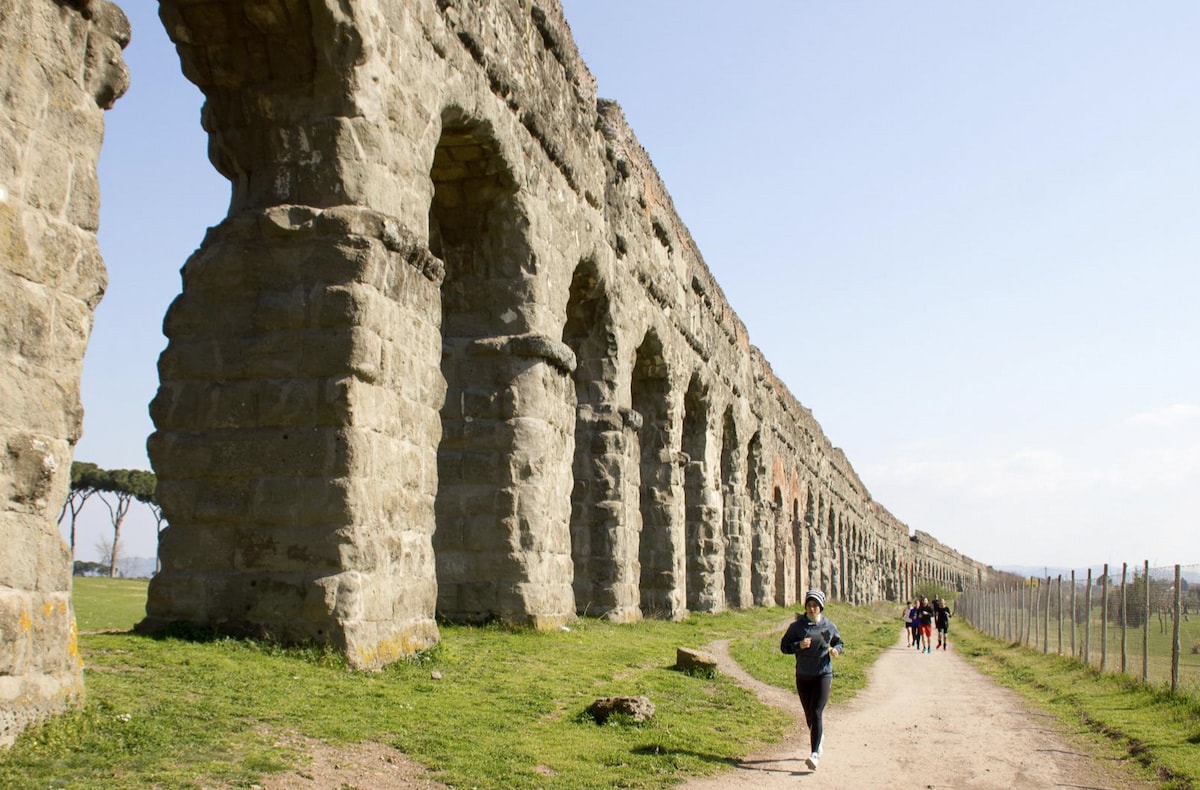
top-left (934, 596), bottom-right (952, 650)
top-left (780, 589), bottom-right (845, 771)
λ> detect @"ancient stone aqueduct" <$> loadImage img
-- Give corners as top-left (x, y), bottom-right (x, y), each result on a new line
top-left (2, 0), bottom-right (997, 744)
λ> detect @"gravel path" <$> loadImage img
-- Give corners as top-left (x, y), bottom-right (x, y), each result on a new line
top-left (679, 630), bottom-right (1154, 790)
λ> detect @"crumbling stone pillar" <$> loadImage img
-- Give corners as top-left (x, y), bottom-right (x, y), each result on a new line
top-left (144, 208), bottom-right (445, 668)
top-left (569, 403), bottom-right (643, 621)
top-left (0, 0), bottom-right (129, 745)
top-left (632, 339), bottom-right (687, 620)
top-left (142, 1), bottom-right (450, 667)
top-left (683, 454), bottom-right (723, 613)
top-left (433, 332), bottom-right (577, 626)
top-left (682, 376), bottom-right (723, 612)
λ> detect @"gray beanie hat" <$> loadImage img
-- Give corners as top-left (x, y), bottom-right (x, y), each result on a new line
top-left (804, 589), bottom-right (826, 609)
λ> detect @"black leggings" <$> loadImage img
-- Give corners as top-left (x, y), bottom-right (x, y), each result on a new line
top-left (794, 673), bottom-right (833, 753)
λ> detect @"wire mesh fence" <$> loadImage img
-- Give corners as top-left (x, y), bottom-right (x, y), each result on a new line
top-left (957, 561), bottom-right (1200, 697)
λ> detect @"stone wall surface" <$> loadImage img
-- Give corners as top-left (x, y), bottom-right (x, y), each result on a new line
top-left (134, 0), bottom-right (996, 669)
top-left (0, 0), bottom-right (129, 746)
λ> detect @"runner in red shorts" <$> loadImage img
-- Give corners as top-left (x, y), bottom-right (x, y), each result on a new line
top-left (917, 596), bottom-right (935, 654)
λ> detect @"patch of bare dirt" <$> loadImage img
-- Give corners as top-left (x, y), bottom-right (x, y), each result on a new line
top-left (232, 735), bottom-right (447, 790)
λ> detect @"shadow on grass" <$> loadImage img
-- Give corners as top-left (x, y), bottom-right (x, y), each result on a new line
top-left (631, 743), bottom-right (736, 766)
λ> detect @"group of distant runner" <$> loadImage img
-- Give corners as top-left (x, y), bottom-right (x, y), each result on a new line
top-left (905, 595), bottom-right (952, 653)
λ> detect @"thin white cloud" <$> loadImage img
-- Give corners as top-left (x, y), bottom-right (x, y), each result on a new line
top-left (862, 429), bottom-right (1200, 567)
top-left (866, 447), bottom-right (1076, 499)
top-left (1127, 403), bottom-right (1200, 428)
top-left (872, 438), bottom-right (1200, 501)
top-left (1098, 444), bottom-right (1200, 491)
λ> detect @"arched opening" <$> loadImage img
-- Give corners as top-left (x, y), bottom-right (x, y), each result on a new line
top-left (562, 261), bottom-right (621, 616)
top-left (770, 485), bottom-right (785, 606)
top-left (720, 408), bottom-right (746, 608)
top-left (430, 108), bottom-right (534, 622)
top-left (682, 374), bottom-right (714, 611)
top-left (827, 506), bottom-right (840, 600)
top-left (746, 431), bottom-right (766, 604)
top-left (844, 520), bottom-right (856, 602)
top-left (632, 332), bottom-right (674, 617)
top-left (812, 494), bottom-right (826, 592)
top-left (793, 496), bottom-right (804, 602)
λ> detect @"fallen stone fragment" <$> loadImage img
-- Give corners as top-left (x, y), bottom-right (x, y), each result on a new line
top-left (676, 647), bottom-right (719, 675)
top-left (588, 695), bottom-right (655, 724)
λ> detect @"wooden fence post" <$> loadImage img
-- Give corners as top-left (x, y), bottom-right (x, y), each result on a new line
top-left (1172, 564), bottom-right (1182, 694)
top-left (1056, 574), bottom-right (1063, 655)
top-left (1033, 578), bottom-right (1040, 651)
top-left (1100, 563), bottom-right (1109, 672)
top-left (1084, 569), bottom-right (1092, 666)
top-left (1043, 575), bottom-right (1051, 654)
top-left (1142, 560), bottom-right (1149, 683)
top-left (1019, 584), bottom-right (1026, 646)
top-left (1120, 562), bottom-right (1128, 675)
top-left (1070, 570), bottom-right (1077, 659)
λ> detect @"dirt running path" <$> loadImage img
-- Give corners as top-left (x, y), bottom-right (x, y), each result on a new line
top-left (682, 631), bottom-right (1153, 790)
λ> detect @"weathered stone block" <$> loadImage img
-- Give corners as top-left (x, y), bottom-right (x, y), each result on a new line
top-left (249, 476), bottom-right (350, 528)
top-left (587, 695), bottom-right (655, 725)
top-left (675, 647), bottom-right (719, 675)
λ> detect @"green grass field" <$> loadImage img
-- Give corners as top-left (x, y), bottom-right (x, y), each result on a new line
top-left (4, 580), bottom-right (810, 790)
top-left (71, 577), bottom-right (153, 632)
top-left (3, 581), bottom-right (1197, 789)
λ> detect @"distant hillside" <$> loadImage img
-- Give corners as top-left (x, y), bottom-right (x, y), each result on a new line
top-left (76, 556), bottom-right (156, 579)
top-left (117, 556), bottom-right (156, 579)
top-left (998, 565), bottom-right (1200, 585)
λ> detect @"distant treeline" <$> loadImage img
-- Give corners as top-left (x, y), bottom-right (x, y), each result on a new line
top-left (58, 462), bottom-right (163, 578)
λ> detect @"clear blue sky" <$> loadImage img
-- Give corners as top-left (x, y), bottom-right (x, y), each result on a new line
top-left (74, 2), bottom-right (1200, 573)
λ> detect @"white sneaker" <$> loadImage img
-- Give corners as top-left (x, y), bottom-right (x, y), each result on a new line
top-left (805, 752), bottom-right (820, 771)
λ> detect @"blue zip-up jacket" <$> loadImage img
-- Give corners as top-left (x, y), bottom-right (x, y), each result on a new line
top-left (780, 615), bottom-right (845, 677)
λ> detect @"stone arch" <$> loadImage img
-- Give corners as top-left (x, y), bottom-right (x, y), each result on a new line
top-left (841, 516), bottom-right (853, 602)
top-left (770, 485), bottom-right (786, 605)
top-left (431, 107), bottom-right (574, 625)
top-left (747, 430), bottom-right (770, 605)
top-left (828, 507), bottom-right (841, 600)
top-left (720, 407), bottom-right (749, 608)
top-left (429, 108), bottom-right (527, 332)
top-left (791, 494), bottom-right (804, 604)
top-left (802, 487), bottom-right (816, 597)
top-left (562, 260), bottom-right (629, 618)
top-left (631, 330), bottom-right (680, 618)
top-left (816, 494), bottom-right (830, 593)
top-left (682, 373), bottom-right (719, 612)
